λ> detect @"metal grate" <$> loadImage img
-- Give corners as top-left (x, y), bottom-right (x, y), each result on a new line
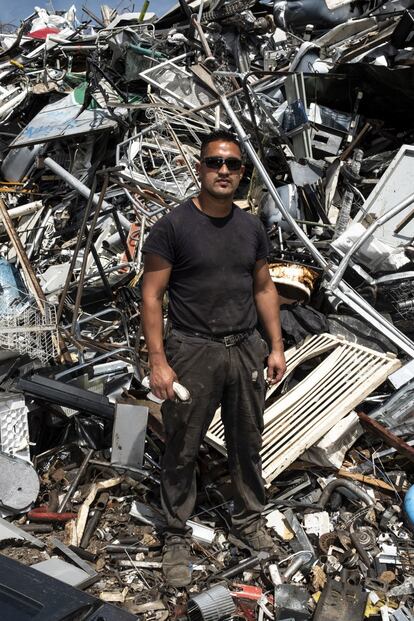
top-left (207, 333), bottom-right (336, 451)
top-left (206, 334), bottom-right (400, 484)
top-left (0, 286), bottom-right (58, 363)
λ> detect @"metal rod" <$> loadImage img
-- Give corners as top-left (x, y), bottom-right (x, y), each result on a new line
top-left (56, 175), bottom-right (98, 323)
top-left (81, 4), bottom-right (105, 26)
top-left (72, 262), bottom-right (135, 285)
top-left (65, 308), bottom-right (131, 349)
top-left (90, 241), bottom-right (113, 298)
top-left (122, 187), bottom-right (167, 218)
top-left (166, 122), bottom-right (200, 188)
top-left (138, 0), bottom-right (150, 21)
top-left (113, 209), bottom-right (133, 262)
top-left (47, 44), bottom-right (98, 50)
top-left (191, 16), bottom-right (215, 63)
top-left (58, 448), bottom-right (94, 513)
top-left (43, 157), bottom-right (111, 209)
top-left (55, 347), bottom-right (139, 380)
top-left (27, 206), bottom-right (52, 260)
top-left (0, 197), bottom-right (46, 315)
top-left (105, 544), bottom-right (152, 553)
top-left (136, 215), bottom-right (146, 272)
top-left (3, 200), bottom-right (43, 220)
top-left (71, 175), bottom-right (109, 335)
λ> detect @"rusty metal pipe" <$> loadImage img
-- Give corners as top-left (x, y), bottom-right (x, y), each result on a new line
top-left (80, 492), bottom-right (109, 549)
top-left (28, 507), bottom-right (77, 522)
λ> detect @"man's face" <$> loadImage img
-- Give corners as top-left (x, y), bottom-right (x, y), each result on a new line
top-left (197, 140), bottom-right (244, 200)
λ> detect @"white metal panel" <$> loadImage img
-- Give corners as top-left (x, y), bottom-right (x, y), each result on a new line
top-left (0, 394), bottom-right (30, 462)
top-left (205, 334), bottom-right (400, 483)
top-left (207, 333), bottom-right (337, 444)
top-left (355, 145), bottom-right (414, 248)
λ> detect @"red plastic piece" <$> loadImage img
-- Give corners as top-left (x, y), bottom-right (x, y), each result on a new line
top-left (28, 28), bottom-right (60, 40)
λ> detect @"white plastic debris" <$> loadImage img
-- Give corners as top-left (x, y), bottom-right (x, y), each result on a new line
top-left (303, 512), bottom-right (332, 537)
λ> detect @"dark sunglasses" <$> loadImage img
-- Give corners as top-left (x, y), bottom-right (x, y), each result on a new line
top-left (201, 156), bottom-right (243, 171)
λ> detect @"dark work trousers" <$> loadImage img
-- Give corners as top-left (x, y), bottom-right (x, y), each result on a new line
top-left (161, 328), bottom-right (268, 536)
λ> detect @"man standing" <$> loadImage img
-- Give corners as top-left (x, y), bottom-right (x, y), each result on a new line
top-left (141, 130), bottom-right (286, 587)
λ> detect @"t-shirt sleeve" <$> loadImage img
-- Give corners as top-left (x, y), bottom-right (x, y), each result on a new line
top-left (142, 216), bottom-right (175, 264)
top-left (256, 220), bottom-right (269, 261)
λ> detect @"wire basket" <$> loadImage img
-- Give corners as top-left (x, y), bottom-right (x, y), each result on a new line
top-left (0, 289), bottom-right (58, 364)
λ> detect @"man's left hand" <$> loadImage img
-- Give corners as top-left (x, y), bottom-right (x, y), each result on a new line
top-left (266, 350), bottom-right (287, 384)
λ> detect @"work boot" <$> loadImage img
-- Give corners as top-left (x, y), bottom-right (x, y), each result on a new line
top-left (228, 523), bottom-right (275, 554)
top-left (162, 534), bottom-right (192, 588)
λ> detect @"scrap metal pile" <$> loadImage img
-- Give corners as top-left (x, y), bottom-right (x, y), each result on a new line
top-left (0, 1), bottom-right (413, 619)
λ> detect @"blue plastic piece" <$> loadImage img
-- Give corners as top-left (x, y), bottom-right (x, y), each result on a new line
top-left (404, 484), bottom-right (414, 530)
top-left (0, 258), bottom-right (30, 316)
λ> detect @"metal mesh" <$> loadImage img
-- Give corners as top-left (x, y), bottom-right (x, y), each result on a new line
top-left (378, 277), bottom-right (414, 321)
top-left (119, 124), bottom-right (200, 203)
top-left (0, 286), bottom-right (58, 363)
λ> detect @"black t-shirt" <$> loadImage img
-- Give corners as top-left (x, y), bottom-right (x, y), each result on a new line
top-left (142, 199), bottom-right (269, 336)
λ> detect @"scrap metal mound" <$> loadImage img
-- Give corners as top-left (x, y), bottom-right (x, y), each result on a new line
top-left (0, 2), bottom-right (411, 620)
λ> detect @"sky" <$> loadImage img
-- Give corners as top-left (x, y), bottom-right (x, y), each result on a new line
top-left (0, 0), bottom-right (174, 28)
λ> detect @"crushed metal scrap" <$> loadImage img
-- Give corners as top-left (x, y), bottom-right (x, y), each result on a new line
top-left (0, 1), bottom-right (412, 619)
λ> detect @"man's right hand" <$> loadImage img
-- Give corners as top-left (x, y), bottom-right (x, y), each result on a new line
top-left (150, 362), bottom-right (178, 401)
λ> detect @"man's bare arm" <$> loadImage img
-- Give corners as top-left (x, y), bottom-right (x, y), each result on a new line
top-left (253, 259), bottom-right (286, 384)
top-left (141, 254), bottom-right (176, 400)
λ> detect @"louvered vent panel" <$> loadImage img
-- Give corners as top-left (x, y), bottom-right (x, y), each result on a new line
top-left (205, 334), bottom-right (400, 483)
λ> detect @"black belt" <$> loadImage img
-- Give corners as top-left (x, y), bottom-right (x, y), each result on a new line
top-left (173, 327), bottom-right (255, 347)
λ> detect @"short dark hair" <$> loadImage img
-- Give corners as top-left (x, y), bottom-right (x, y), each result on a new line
top-left (200, 130), bottom-right (243, 159)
